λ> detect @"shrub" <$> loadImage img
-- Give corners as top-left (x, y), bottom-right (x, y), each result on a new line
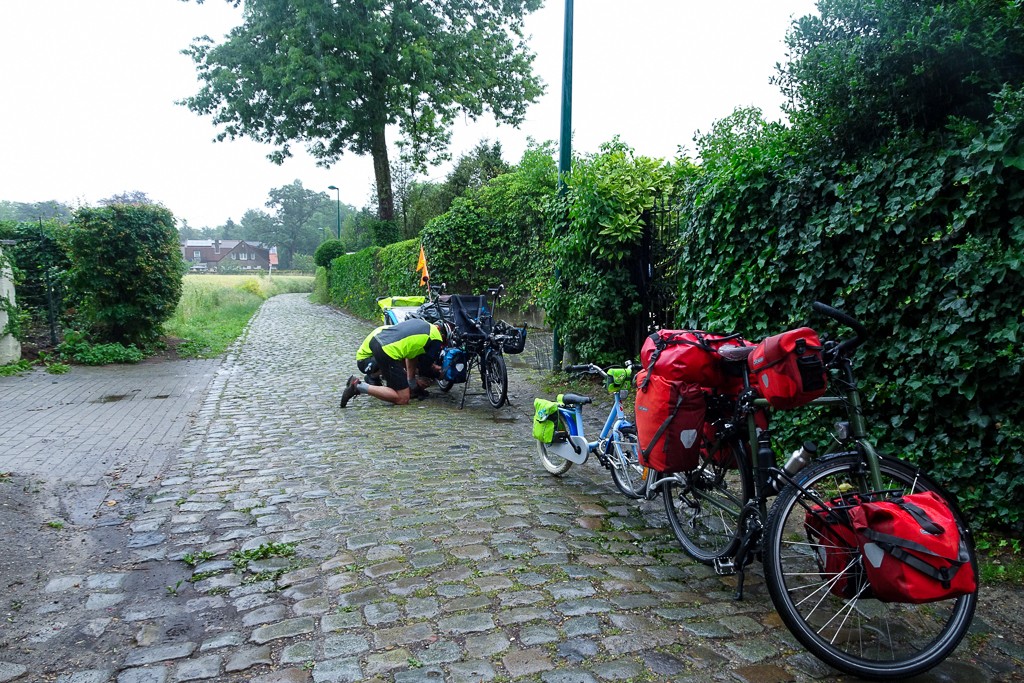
top-left (313, 239), bottom-right (346, 268)
top-left (66, 204), bottom-right (185, 348)
top-left (58, 329), bottom-right (144, 365)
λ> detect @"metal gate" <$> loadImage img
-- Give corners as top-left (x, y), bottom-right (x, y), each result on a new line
top-left (633, 194), bottom-right (682, 352)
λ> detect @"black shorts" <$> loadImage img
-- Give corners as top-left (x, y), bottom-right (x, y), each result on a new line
top-left (369, 337), bottom-right (409, 391)
top-left (357, 358), bottom-right (378, 375)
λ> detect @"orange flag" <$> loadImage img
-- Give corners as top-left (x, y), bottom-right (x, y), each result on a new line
top-left (415, 245), bottom-right (429, 286)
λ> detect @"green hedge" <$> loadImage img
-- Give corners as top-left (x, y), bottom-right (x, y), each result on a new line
top-left (672, 92), bottom-right (1024, 532)
top-left (326, 239), bottom-right (424, 322)
top-left (420, 144), bottom-right (556, 313)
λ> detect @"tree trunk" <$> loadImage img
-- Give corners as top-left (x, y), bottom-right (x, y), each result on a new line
top-left (370, 123), bottom-right (395, 221)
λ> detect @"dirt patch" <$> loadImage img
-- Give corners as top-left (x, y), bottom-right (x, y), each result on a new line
top-left (0, 473), bottom-right (148, 676)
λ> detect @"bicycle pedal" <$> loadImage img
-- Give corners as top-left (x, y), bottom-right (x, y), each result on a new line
top-left (714, 557), bottom-right (736, 576)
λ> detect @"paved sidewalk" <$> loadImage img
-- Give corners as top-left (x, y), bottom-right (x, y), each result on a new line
top-left (0, 293), bottom-right (1019, 683)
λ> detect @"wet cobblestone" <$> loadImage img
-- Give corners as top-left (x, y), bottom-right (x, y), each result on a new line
top-left (1, 294), bottom-right (1019, 682)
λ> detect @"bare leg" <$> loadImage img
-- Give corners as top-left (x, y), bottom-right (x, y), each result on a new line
top-left (364, 385), bottom-right (411, 405)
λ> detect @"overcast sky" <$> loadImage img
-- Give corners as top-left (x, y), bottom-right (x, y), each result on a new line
top-left (0, 0), bottom-right (818, 229)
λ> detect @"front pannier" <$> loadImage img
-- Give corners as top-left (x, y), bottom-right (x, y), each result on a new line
top-left (747, 327), bottom-right (827, 409)
top-left (441, 347), bottom-right (468, 384)
top-left (848, 492), bottom-right (977, 603)
top-left (805, 497), bottom-right (868, 599)
top-left (634, 370), bottom-right (705, 473)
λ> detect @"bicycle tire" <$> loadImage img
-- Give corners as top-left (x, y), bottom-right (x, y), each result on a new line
top-left (762, 454), bottom-right (977, 680)
top-left (662, 438), bottom-right (753, 564)
top-left (537, 439), bottom-right (573, 475)
top-left (484, 352), bottom-right (508, 408)
top-left (608, 429), bottom-right (646, 499)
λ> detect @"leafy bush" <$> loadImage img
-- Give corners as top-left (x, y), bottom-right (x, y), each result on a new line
top-left (541, 138), bottom-right (674, 363)
top-left (314, 239), bottom-right (346, 268)
top-left (66, 205), bottom-right (185, 348)
top-left (421, 143), bottom-right (557, 312)
top-left (58, 330), bottom-right (144, 365)
top-left (235, 277), bottom-right (265, 298)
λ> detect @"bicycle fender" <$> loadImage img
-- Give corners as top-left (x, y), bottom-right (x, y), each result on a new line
top-left (545, 436), bottom-right (590, 464)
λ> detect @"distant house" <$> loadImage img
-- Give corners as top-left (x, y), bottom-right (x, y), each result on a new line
top-left (181, 239), bottom-right (272, 272)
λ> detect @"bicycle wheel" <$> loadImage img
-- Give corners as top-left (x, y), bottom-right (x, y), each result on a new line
top-left (608, 428), bottom-right (647, 499)
top-left (663, 438), bottom-right (752, 564)
top-left (763, 454), bottom-right (977, 680)
top-left (484, 352), bottom-right (508, 408)
top-left (537, 439), bottom-right (573, 475)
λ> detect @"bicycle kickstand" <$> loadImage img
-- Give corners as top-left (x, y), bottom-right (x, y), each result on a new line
top-left (729, 516), bottom-right (761, 602)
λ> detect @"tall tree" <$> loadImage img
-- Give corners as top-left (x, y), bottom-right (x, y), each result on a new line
top-left (182, 0), bottom-right (545, 221)
top-left (100, 191), bottom-right (157, 206)
top-left (262, 181), bottom-right (326, 268)
top-left (775, 0), bottom-right (1024, 155)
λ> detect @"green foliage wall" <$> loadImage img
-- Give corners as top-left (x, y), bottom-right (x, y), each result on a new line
top-left (326, 239), bottom-right (424, 322)
top-left (542, 139), bottom-right (677, 363)
top-left (327, 247), bottom-right (381, 321)
top-left (673, 92), bottom-right (1024, 532)
top-left (66, 204), bottom-right (186, 347)
top-left (420, 144), bottom-right (557, 312)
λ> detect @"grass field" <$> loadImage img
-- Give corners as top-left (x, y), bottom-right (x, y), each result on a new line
top-left (164, 274), bottom-right (314, 358)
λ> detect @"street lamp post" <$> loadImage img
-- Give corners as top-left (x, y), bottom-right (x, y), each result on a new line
top-left (327, 185), bottom-right (341, 240)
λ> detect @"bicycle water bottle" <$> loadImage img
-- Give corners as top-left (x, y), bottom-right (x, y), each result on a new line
top-left (784, 441), bottom-right (817, 476)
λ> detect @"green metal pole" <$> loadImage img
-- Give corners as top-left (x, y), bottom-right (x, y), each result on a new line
top-left (328, 185), bottom-right (342, 239)
top-left (553, 0), bottom-right (572, 369)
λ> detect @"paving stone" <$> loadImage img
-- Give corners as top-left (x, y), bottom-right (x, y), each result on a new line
top-left (55, 672), bottom-right (115, 683)
top-left (392, 667), bottom-right (444, 683)
top-left (324, 634), bottom-right (370, 658)
top-left (123, 643), bottom-right (198, 667)
top-left (310, 657), bottom-right (362, 683)
top-left (250, 617), bottom-right (315, 644)
top-left (447, 660), bottom-right (496, 683)
top-left (280, 641), bottom-right (316, 665)
top-left (438, 613), bottom-right (495, 634)
top-left (502, 647), bottom-right (554, 677)
top-left (364, 648), bottom-right (413, 676)
top-left (732, 663), bottom-right (796, 683)
top-left (465, 631), bottom-right (513, 658)
top-left (322, 611), bottom-right (363, 631)
top-left (173, 654), bottom-right (222, 680)
top-left (117, 667), bottom-right (169, 683)
top-left (242, 603), bottom-right (288, 627)
top-left (224, 646), bottom-right (272, 673)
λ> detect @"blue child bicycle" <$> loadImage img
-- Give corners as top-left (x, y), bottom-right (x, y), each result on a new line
top-left (533, 363), bottom-right (649, 499)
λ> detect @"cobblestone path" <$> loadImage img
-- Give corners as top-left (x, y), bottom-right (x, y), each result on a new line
top-left (1, 293), bottom-right (1018, 683)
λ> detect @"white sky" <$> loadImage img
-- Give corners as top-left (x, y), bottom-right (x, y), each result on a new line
top-left (0, 0), bottom-right (818, 229)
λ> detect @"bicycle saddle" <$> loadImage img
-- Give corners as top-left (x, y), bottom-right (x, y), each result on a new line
top-left (560, 393), bottom-right (592, 406)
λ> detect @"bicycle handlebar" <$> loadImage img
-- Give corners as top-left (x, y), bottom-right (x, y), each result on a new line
top-left (812, 301), bottom-right (869, 358)
top-left (564, 360), bottom-right (635, 379)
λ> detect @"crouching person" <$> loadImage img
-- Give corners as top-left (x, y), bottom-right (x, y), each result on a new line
top-left (340, 319), bottom-right (444, 407)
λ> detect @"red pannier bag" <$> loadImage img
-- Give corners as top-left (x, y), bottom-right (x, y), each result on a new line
top-left (848, 491), bottom-right (977, 604)
top-left (634, 369), bottom-right (705, 473)
top-left (748, 327), bottom-right (827, 409)
top-left (804, 498), bottom-right (868, 599)
top-left (640, 330), bottom-right (744, 390)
